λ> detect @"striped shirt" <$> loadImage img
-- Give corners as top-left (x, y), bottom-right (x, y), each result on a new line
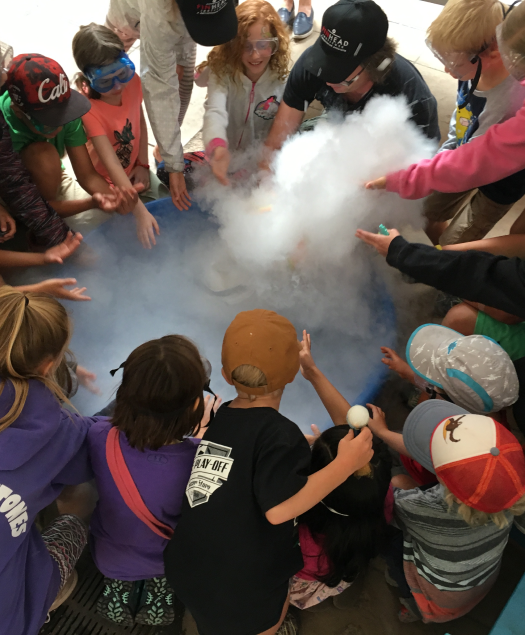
top-left (394, 484), bottom-right (525, 592)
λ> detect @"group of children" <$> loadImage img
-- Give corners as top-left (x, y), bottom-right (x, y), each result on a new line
top-left (1, 0), bottom-right (525, 633)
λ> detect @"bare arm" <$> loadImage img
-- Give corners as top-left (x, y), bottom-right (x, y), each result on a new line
top-left (266, 428), bottom-right (374, 524)
top-left (91, 135), bottom-right (159, 249)
top-left (299, 330), bottom-right (350, 425)
top-left (260, 103), bottom-right (304, 170)
top-left (67, 144), bottom-right (114, 197)
top-left (443, 234), bottom-right (525, 258)
top-left (367, 404), bottom-right (410, 457)
top-left (138, 106), bottom-right (149, 165)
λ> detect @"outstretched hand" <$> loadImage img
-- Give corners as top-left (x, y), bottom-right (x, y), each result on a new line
top-left (355, 228), bottom-right (400, 257)
top-left (381, 347), bottom-right (415, 383)
top-left (93, 184), bottom-right (143, 215)
top-left (169, 172), bottom-right (191, 211)
top-left (366, 403), bottom-right (388, 437)
top-left (76, 365), bottom-right (100, 394)
top-left (364, 176), bottom-right (387, 190)
top-left (136, 210), bottom-right (160, 249)
top-left (36, 278), bottom-right (91, 302)
top-left (44, 231), bottom-right (83, 264)
top-left (210, 146), bottom-right (231, 186)
top-left (299, 330), bottom-right (317, 381)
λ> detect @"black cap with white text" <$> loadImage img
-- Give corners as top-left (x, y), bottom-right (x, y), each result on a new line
top-left (176, 0), bottom-right (238, 47)
top-left (303, 0), bottom-right (389, 84)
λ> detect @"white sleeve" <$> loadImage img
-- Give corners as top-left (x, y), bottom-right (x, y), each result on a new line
top-left (202, 73), bottom-right (230, 150)
top-left (137, 0), bottom-right (185, 172)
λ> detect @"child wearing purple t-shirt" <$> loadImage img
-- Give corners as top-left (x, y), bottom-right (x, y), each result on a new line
top-left (88, 335), bottom-right (216, 627)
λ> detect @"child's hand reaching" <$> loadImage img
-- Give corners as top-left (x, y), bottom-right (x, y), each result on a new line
top-left (381, 347), bottom-right (415, 383)
top-left (335, 427), bottom-right (374, 476)
top-left (366, 404), bottom-right (389, 440)
top-left (355, 228), bottom-right (400, 257)
top-left (364, 176), bottom-right (387, 190)
top-left (130, 165), bottom-right (151, 191)
top-left (299, 330), bottom-right (317, 381)
top-left (43, 231), bottom-right (83, 264)
top-left (35, 278), bottom-right (91, 302)
top-left (304, 424), bottom-right (321, 446)
top-left (76, 366), bottom-right (100, 394)
top-left (210, 146), bottom-right (231, 186)
top-left (136, 210), bottom-right (160, 249)
top-left (0, 205), bottom-right (16, 242)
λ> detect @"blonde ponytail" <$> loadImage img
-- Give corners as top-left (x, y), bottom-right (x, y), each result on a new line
top-left (0, 287), bottom-right (72, 431)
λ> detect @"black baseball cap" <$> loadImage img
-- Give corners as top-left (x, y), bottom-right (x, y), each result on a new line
top-left (303, 0), bottom-right (389, 84)
top-left (176, 0), bottom-right (238, 47)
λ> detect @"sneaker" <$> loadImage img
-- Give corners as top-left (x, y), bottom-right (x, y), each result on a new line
top-left (135, 576), bottom-right (175, 626)
top-left (278, 3), bottom-right (295, 27)
top-left (96, 578), bottom-right (135, 626)
top-left (49, 570), bottom-right (78, 611)
top-left (277, 611), bottom-right (299, 635)
top-left (293, 9), bottom-right (314, 39)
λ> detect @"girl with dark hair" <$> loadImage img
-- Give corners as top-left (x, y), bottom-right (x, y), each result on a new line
top-left (87, 335), bottom-right (219, 627)
top-left (290, 426), bottom-right (393, 609)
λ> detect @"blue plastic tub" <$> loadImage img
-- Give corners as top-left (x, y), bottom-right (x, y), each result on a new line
top-left (41, 197), bottom-right (397, 432)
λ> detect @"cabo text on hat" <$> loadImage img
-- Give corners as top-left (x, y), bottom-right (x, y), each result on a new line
top-left (431, 414), bottom-right (525, 514)
top-left (222, 309), bottom-right (300, 396)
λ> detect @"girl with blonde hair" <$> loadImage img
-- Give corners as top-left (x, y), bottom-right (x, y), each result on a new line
top-left (198, 0), bottom-right (291, 185)
top-left (0, 287), bottom-right (99, 634)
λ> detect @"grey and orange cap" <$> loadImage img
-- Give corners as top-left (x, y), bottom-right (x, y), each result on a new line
top-left (406, 324), bottom-right (518, 414)
top-left (303, 0), bottom-right (389, 84)
top-left (222, 309), bottom-right (300, 396)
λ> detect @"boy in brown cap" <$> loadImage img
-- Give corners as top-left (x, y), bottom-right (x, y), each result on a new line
top-left (164, 309), bottom-right (373, 635)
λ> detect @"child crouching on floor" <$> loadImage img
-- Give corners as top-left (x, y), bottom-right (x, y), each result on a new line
top-left (369, 400), bottom-right (525, 623)
top-left (88, 335), bottom-right (218, 627)
top-left (164, 310), bottom-right (374, 635)
top-left (73, 24), bottom-right (166, 249)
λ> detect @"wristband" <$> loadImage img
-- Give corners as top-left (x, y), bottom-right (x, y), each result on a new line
top-left (135, 160), bottom-right (150, 170)
top-left (205, 138), bottom-right (228, 161)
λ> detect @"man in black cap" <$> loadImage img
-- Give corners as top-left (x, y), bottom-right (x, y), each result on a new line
top-left (106, 0), bottom-right (238, 211)
top-left (262, 0), bottom-right (440, 167)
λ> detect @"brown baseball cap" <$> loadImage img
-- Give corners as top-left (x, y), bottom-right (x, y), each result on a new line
top-left (222, 309), bottom-right (300, 396)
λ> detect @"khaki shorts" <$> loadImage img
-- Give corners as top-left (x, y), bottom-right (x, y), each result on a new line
top-left (423, 189), bottom-right (512, 246)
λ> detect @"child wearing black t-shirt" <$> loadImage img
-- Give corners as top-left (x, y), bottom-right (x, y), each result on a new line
top-left (164, 309), bottom-right (373, 635)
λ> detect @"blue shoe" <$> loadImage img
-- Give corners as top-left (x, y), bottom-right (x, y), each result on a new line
top-left (278, 4), bottom-right (295, 27)
top-left (293, 8), bottom-right (314, 39)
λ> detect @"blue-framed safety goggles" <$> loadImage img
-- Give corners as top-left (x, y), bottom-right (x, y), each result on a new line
top-left (85, 53), bottom-right (135, 93)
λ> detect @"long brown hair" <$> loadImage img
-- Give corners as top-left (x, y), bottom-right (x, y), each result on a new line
top-left (111, 335), bottom-right (206, 451)
top-left (196, 0), bottom-right (290, 82)
top-left (0, 286), bottom-right (71, 432)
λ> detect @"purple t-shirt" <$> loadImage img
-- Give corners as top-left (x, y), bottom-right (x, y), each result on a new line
top-left (0, 380), bottom-right (96, 635)
top-left (88, 419), bottom-right (199, 580)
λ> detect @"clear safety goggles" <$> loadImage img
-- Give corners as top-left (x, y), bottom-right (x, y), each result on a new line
top-left (85, 53), bottom-right (136, 93)
top-left (243, 38), bottom-right (279, 56)
top-left (425, 38), bottom-right (484, 79)
top-left (496, 22), bottom-right (525, 82)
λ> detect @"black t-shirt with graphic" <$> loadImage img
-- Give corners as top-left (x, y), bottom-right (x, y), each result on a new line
top-left (164, 403), bottom-right (311, 635)
top-left (283, 50), bottom-right (440, 141)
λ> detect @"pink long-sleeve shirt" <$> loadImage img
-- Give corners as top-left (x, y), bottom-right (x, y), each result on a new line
top-left (385, 98), bottom-right (525, 200)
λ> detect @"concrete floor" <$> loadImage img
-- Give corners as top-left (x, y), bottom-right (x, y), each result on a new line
top-left (6, 0), bottom-right (525, 633)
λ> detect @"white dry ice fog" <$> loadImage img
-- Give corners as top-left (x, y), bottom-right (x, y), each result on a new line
top-left (15, 96), bottom-right (435, 432)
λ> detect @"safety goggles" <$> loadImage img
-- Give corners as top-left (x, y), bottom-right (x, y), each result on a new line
top-left (425, 38), bottom-right (485, 79)
top-left (20, 110), bottom-right (59, 135)
top-left (496, 22), bottom-right (525, 82)
top-left (243, 38), bottom-right (279, 56)
top-left (84, 53), bottom-right (135, 93)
